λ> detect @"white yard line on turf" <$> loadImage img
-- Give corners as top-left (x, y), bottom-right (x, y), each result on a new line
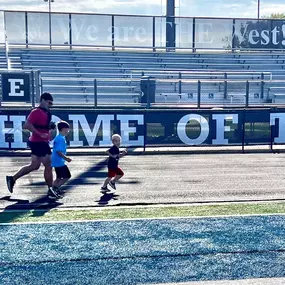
top-left (1, 213), bottom-right (285, 226)
top-left (2, 198), bottom-right (285, 213)
top-left (149, 277), bottom-right (285, 285)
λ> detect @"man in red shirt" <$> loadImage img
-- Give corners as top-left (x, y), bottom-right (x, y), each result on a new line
top-left (6, 93), bottom-right (57, 198)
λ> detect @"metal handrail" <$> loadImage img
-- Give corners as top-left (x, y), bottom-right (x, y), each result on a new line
top-left (5, 42), bottom-right (285, 53)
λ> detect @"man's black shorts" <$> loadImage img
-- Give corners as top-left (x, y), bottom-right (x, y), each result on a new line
top-left (28, 141), bottom-right (51, 157)
top-left (55, 165), bottom-right (71, 179)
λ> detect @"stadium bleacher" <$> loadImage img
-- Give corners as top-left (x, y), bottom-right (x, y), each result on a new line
top-left (5, 48), bottom-right (285, 105)
top-left (0, 47), bottom-right (7, 69)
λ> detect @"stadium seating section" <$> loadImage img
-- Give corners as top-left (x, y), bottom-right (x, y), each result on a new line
top-left (1, 47), bottom-right (285, 105)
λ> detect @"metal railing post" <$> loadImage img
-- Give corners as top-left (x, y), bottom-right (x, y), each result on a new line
top-left (112, 15), bottom-right (115, 51)
top-left (34, 70), bottom-right (41, 103)
top-left (224, 73), bottom-right (227, 99)
top-left (260, 72), bottom-right (264, 99)
top-left (179, 72), bottom-right (182, 94)
top-left (31, 71), bottom-right (35, 108)
top-left (245, 81), bottom-right (249, 107)
top-left (153, 16), bottom-right (156, 52)
top-left (94, 79), bottom-right (98, 108)
top-left (270, 121), bottom-right (274, 152)
top-left (69, 13), bottom-right (72, 50)
top-left (143, 114), bottom-right (147, 152)
top-left (192, 18), bottom-right (196, 53)
top-left (49, 9), bottom-right (52, 48)
top-left (4, 35), bottom-right (10, 70)
top-left (197, 80), bottom-right (201, 108)
top-left (40, 78), bottom-right (43, 95)
top-left (25, 12), bottom-right (28, 48)
top-left (147, 79), bottom-right (150, 109)
top-left (242, 109), bottom-right (246, 153)
top-left (232, 19), bottom-right (236, 53)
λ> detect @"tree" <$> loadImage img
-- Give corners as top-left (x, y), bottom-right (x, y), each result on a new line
top-left (262, 13), bottom-right (285, 19)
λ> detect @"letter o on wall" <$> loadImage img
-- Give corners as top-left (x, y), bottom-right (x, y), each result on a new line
top-left (177, 114), bottom-right (209, 145)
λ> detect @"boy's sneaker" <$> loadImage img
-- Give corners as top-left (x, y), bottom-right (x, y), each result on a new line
top-left (57, 187), bottom-right (65, 195)
top-left (6, 176), bottom-right (15, 193)
top-left (101, 186), bottom-right (111, 193)
top-left (109, 181), bottom-right (116, 190)
top-left (48, 187), bottom-right (62, 200)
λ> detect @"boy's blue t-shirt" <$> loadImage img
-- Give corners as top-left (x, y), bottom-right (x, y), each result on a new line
top-left (52, 134), bottom-right (67, 167)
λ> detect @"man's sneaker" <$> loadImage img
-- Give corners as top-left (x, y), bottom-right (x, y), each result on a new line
top-left (6, 176), bottom-right (15, 193)
top-left (48, 189), bottom-right (58, 200)
top-left (109, 181), bottom-right (116, 190)
top-left (101, 186), bottom-right (111, 193)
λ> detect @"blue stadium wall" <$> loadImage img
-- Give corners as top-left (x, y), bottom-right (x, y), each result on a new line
top-left (0, 108), bottom-right (284, 149)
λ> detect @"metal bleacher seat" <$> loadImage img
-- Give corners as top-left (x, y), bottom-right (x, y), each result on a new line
top-left (5, 48), bottom-right (285, 105)
top-left (0, 48), bottom-right (7, 69)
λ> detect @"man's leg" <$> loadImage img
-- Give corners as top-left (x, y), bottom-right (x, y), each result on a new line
top-left (41, 155), bottom-right (53, 188)
top-left (6, 155), bottom-right (41, 193)
top-left (13, 155), bottom-right (41, 181)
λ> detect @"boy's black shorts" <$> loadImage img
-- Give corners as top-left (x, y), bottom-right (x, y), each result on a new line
top-left (55, 165), bottom-right (71, 179)
top-left (28, 141), bottom-right (51, 157)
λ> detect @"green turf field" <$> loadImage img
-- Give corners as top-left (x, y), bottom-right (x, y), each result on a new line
top-left (2, 202), bottom-right (285, 223)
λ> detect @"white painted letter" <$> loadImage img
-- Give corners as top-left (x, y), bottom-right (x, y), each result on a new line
top-left (117, 114), bottom-right (144, 147)
top-left (8, 79), bottom-right (24, 96)
top-left (69, 114), bottom-right (114, 147)
top-left (212, 114), bottom-right (238, 145)
top-left (270, 113), bottom-right (285, 143)
top-left (177, 114), bottom-right (209, 145)
top-left (0, 115), bottom-right (26, 148)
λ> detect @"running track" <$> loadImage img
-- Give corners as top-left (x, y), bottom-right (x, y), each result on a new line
top-left (1, 153), bottom-right (285, 210)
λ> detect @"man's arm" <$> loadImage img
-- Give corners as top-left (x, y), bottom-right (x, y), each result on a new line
top-left (23, 121), bottom-right (48, 139)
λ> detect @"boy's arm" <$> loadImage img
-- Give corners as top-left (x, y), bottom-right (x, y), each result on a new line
top-left (56, 151), bottom-right (72, 162)
top-left (119, 150), bottom-right (127, 158)
top-left (107, 150), bottom-right (118, 158)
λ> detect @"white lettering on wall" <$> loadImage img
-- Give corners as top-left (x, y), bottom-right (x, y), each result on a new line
top-left (270, 113), bottom-right (285, 143)
top-left (212, 114), bottom-right (238, 145)
top-left (177, 114), bottom-right (209, 145)
top-left (117, 114), bottom-right (144, 146)
top-left (69, 114), bottom-right (113, 147)
top-left (0, 115), bottom-right (26, 148)
top-left (8, 79), bottom-right (24, 96)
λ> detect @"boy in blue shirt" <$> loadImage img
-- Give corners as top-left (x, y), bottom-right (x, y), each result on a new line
top-left (50, 121), bottom-right (72, 199)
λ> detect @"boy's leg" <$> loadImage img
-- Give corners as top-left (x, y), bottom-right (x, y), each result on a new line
top-left (54, 178), bottom-right (70, 189)
top-left (112, 175), bottom-right (123, 183)
top-left (102, 177), bottom-right (112, 188)
top-left (102, 168), bottom-right (116, 189)
top-left (53, 178), bottom-right (62, 189)
top-left (53, 166), bottom-right (71, 190)
top-left (109, 168), bottom-right (124, 189)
